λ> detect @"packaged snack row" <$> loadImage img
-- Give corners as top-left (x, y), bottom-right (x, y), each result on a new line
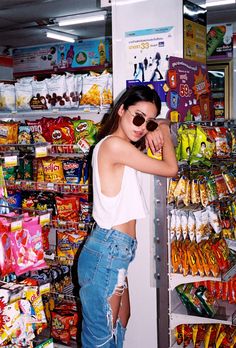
top-left (0, 212), bottom-right (47, 277)
top-left (0, 71), bottom-right (112, 112)
top-left (175, 323), bottom-right (236, 347)
top-left (176, 283), bottom-right (219, 318)
top-left (176, 124), bottom-right (236, 165)
top-left (171, 238), bottom-right (230, 277)
top-left (7, 191), bottom-right (92, 224)
top-left (170, 204), bottom-right (236, 243)
top-left (168, 166), bottom-right (236, 207)
top-left (4, 157), bottom-right (91, 187)
top-left (49, 299), bottom-right (80, 345)
top-left (0, 117), bottom-right (99, 151)
top-left (0, 280), bottom-right (47, 346)
top-left (193, 279), bottom-right (236, 304)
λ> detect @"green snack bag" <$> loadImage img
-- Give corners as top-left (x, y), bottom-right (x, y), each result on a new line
top-left (206, 176), bottom-right (218, 202)
top-left (190, 126), bottom-right (214, 166)
top-left (195, 285), bottom-right (218, 318)
top-left (73, 119), bottom-right (97, 146)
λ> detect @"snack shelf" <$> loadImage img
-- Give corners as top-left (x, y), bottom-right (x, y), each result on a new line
top-left (169, 301), bottom-right (236, 329)
top-left (170, 342), bottom-right (204, 348)
top-left (169, 273), bottom-right (222, 291)
top-left (51, 219), bottom-right (92, 232)
top-left (0, 142), bottom-right (90, 158)
top-left (6, 179), bottom-right (89, 194)
top-left (0, 108), bottom-right (109, 123)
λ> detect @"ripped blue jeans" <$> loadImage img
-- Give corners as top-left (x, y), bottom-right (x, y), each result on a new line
top-left (78, 225), bottom-right (137, 348)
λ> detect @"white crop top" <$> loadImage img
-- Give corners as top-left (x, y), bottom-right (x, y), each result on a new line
top-left (92, 136), bottom-right (148, 229)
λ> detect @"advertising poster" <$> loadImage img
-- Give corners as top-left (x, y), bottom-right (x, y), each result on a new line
top-left (183, 0), bottom-right (207, 64)
top-left (125, 27), bottom-right (174, 83)
top-left (13, 37), bottom-right (111, 73)
top-left (166, 56), bottom-right (211, 122)
top-left (56, 38), bottom-right (111, 69)
top-left (207, 23), bottom-right (233, 60)
top-left (13, 45), bottom-right (58, 73)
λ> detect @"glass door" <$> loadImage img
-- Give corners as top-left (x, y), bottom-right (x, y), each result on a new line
top-left (207, 62), bottom-right (232, 120)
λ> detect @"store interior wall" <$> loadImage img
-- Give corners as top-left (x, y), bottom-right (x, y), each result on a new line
top-left (111, 1), bottom-right (183, 347)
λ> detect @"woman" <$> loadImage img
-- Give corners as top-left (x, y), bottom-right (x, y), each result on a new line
top-left (78, 85), bottom-right (178, 347)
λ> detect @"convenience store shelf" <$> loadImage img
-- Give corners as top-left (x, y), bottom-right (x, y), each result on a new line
top-left (169, 273), bottom-right (221, 291)
top-left (0, 108), bottom-right (109, 123)
top-left (169, 301), bottom-right (236, 329)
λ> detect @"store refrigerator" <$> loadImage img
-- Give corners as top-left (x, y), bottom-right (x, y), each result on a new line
top-left (207, 61), bottom-right (233, 120)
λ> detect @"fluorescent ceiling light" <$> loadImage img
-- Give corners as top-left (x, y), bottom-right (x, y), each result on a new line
top-left (115, 0), bottom-right (146, 5)
top-left (203, 0), bottom-right (235, 7)
top-left (58, 11), bottom-right (106, 26)
top-left (46, 31), bottom-right (75, 43)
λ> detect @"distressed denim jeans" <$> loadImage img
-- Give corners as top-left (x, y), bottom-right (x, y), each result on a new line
top-left (78, 225), bottom-right (137, 348)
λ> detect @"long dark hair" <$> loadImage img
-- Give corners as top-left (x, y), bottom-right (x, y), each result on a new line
top-left (97, 85), bottom-right (161, 148)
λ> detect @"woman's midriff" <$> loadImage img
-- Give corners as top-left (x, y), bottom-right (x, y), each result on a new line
top-left (112, 219), bottom-right (136, 239)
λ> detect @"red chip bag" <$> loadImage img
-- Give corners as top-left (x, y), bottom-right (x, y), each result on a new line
top-left (26, 119), bottom-right (47, 143)
top-left (56, 196), bottom-right (79, 222)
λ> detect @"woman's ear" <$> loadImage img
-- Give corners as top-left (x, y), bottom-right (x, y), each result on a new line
top-left (118, 104), bottom-right (125, 117)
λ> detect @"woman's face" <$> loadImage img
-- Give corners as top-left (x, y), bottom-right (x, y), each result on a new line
top-left (118, 101), bottom-right (158, 142)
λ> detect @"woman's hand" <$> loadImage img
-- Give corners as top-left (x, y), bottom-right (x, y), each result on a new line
top-left (145, 127), bottom-right (164, 154)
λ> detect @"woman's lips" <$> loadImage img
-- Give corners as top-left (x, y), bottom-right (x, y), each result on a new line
top-left (133, 130), bottom-right (144, 138)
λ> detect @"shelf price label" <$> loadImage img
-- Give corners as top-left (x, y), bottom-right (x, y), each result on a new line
top-left (40, 213), bottom-right (50, 226)
top-left (35, 146), bottom-right (48, 158)
top-left (4, 155), bottom-right (17, 167)
top-left (11, 220), bottom-right (23, 232)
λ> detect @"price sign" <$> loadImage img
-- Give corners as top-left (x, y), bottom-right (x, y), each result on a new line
top-left (4, 156), bottom-right (17, 167)
top-left (35, 146), bottom-right (48, 158)
top-left (11, 220), bottom-right (23, 232)
top-left (40, 213), bottom-right (50, 226)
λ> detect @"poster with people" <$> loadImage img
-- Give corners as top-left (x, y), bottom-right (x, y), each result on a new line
top-left (125, 27), bottom-right (175, 83)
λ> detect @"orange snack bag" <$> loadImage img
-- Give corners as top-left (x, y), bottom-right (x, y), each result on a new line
top-left (187, 242), bottom-right (199, 276)
top-left (171, 240), bottom-right (181, 273)
top-left (211, 238), bottom-right (230, 272)
top-left (181, 240), bottom-right (190, 276)
top-left (42, 158), bottom-right (65, 183)
top-left (198, 241), bottom-right (211, 276)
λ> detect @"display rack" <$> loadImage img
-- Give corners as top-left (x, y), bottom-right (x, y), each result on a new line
top-left (154, 121), bottom-right (236, 348)
top-left (0, 107), bottom-right (106, 347)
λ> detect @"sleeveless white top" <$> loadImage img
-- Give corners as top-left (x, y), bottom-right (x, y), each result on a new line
top-left (92, 136), bottom-right (148, 229)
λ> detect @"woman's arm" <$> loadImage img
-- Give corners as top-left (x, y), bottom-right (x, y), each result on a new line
top-left (100, 128), bottom-right (178, 178)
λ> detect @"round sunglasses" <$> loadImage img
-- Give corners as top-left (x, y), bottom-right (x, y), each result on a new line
top-left (127, 108), bottom-right (158, 132)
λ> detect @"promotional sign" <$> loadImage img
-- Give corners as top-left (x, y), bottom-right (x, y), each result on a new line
top-left (13, 37), bottom-right (111, 73)
top-left (207, 23), bottom-right (233, 60)
top-left (57, 38), bottom-right (111, 69)
top-left (166, 56), bottom-right (211, 122)
top-left (125, 27), bottom-right (175, 83)
top-left (183, 0), bottom-right (207, 64)
top-left (13, 45), bottom-right (57, 73)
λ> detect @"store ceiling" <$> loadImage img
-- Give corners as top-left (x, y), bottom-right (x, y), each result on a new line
top-left (0, 0), bottom-right (111, 49)
top-left (0, 0), bottom-right (235, 50)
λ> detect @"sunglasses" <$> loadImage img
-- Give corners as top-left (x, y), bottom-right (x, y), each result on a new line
top-left (127, 109), bottom-right (158, 132)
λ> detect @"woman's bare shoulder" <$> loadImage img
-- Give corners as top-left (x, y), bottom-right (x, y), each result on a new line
top-left (100, 135), bottom-right (132, 152)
